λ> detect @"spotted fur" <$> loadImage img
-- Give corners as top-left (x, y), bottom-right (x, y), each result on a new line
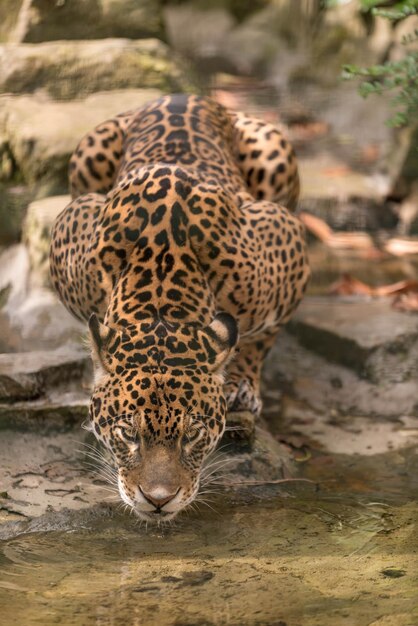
top-left (50, 94), bottom-right (310, 521)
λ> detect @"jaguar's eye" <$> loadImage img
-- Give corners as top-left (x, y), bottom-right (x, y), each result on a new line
top-left (182, 427), bottom-right (203, 448)
top-left (115, 426), bottom-right (138, 445)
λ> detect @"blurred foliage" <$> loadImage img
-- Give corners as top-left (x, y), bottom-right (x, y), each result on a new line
top-left (360, 0), bottom-right (418, 18)
top-left (342, 0), bottom-right (418, 128)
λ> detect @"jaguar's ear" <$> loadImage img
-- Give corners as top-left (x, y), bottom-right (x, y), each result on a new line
top-left (204, 312), bottom-right (239, 373)
top-left (88, 314), bottom-right (118, 382)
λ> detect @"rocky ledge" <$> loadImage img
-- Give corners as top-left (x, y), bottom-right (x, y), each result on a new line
top-left (0, 88), bottom-right (163, 193)
top-left (0, 39), bottom-right (192, 100)
top-left (288, 297), bottom-right (418, 383)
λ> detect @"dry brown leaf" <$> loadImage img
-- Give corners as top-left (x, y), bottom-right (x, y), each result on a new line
top-left (384, 237), bottom-right (418, 256)
top-left (329, 274), bottom-right (418, 311)
top-left (328, 274), bottom-right (373, 296)
top-left (321, 165), bottom-right (351, 178)
top-left (360, 143), bottom-right (380, 164)
top-left (300, 212), bottom-right (380, 254)
top-left (392, 292), bottom-right (418, 312)
top-left (374, 279), bottom-right (418, 297)
top-left (325, 232), bottom-right (375, 250)
top-left (299, 212), bottom-right (333, 242)
top-left (290, 121), bottom-right (329, 142)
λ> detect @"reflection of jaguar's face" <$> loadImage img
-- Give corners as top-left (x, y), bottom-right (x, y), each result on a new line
top-left (87, 312), bottom-right (238, 521)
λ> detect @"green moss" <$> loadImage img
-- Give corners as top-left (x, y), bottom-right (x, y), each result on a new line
top-left (0, 0), bottom-right (22, 42)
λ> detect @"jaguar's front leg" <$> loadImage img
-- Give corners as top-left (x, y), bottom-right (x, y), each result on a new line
top-left (224, 333), bottom-right (277, 418)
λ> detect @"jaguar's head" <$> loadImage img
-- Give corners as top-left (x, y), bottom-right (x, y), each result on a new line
top-left (87, 312), bottom-right (238, 521)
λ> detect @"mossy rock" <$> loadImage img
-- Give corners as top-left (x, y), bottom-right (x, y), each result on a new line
top-left (0, 184), bottom-right (34, 245)
top-left (0, 39), bottom-right (193, 100)
top-left (22, 195), bottom-right (71, 287)
top-left (0, 0), bottom-right (23, 43)
top-left (0, 89), bottom-right (163, 192)
top-left (4, 0), bottom-right (163, 43)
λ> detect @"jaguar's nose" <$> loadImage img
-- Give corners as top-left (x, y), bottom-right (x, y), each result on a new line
top-left (139, 486), bottom-right (180, 510)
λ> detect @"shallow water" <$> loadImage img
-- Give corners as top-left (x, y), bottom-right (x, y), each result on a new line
top-left (1, 442), bottom-right (417, 626)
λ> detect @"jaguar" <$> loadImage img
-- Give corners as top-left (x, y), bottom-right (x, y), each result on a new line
top-left (50, 93), bottom-right (310, 522)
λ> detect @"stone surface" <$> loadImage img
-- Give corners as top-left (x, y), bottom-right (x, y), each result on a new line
top-left (0, 244), bottom-right (85, 352)
top-left (288, 296), bottom-right (418, 382)
top-left (0, 346), bottom-right (89, 402)
top-left (0, 39), bottom-right (191, 100)
top-left (1, 285), bottom-right (86, 352)
top-left (22, 194), bottom-right (70, 286)
top-left (3, 0), bottom-right (163, 43)
top-left (0, 389), bottom-right (89, 428)
top-left (0, 429), bottom-right (104, 519)
top-left (0, 0), bottom-right (22, 43)
top-left (0, 184), bottom-right (34, 245)
top-left (0, 88), bottom-right (162, 192)
top-left (263, 331), bottom-right (418, 419)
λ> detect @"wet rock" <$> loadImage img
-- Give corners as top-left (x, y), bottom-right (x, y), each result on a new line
top-left (0, 345), bottom-right (89, 402)
top-left (22, 195), bottom-right (70, 286)
top-left (0, 429), bottom-right (105, 521)
top-left (220, 420), bottom-right (293, 484)
top-left (0, 39), bottom-right (191, 100)
top-left (0, 88), bottom-right (162, 192)
top-left (0, 409), bottom-right (291, 535)
top-left (288, 297), bottom-right (418, 383)
top-left (4, 0), bottom-right (163, 43)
